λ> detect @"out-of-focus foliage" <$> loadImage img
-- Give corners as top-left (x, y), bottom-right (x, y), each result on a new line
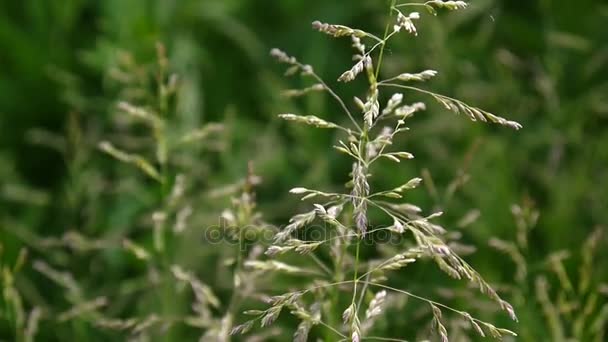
top-left (1, 0), bottom-right (607, 341)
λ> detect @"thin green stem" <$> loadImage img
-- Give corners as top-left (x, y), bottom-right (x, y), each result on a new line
top-left (356, 272), bottom-right (371, 310)
top-left (222, 240), bottom-right (244, 340)
top-left (299, 280), bottom-right (356, 296)
top-left (352, 238), bottom-right (362, 306)
top-left (395, 2), bottom-right (432, 9)
top-left (361, 337), bottom-right (409, 342)
top-left (302, 65), bottom-right (363, 133)
top-left (378, 82), bottom-right (443, 97)
top-left (375, 0), bottom-right (398, 79)
top-left (367, 120), bottom-right (404, 166)
top-left (310, 253), bottom-right (333, 276)
top-left (317, 318), bottom-right (348, 339)
top-left (364, 32), bottom-right (386, 44)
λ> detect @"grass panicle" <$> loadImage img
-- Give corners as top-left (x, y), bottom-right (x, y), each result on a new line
top-left (236, 1), bottom-right (521, 341)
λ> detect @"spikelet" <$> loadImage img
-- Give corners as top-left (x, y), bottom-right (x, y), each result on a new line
top-left (279, 114), bottom-right (339, 129)
top-left (116, 101), bottom-right (161, 126)
top-left (244, 260), bottom-right (312, 275)
top-left (122, 239), bottom-right (150, 260)
top-left (24, 307), bottom-right (42, 341)
top-left (32, 260), bottom-right (81, 297)
top-left (351, 35), bottom-right (366, 55)
top-left (270, 48), bottom-right (297, 64)
top-left (179, 123), bottom-right (223, 144)
top-left (351, 163), bottom-right (370, 234)
top-left (230, 320), bottom-right (254, 335)
top-left (395, 102), bottom-right (426, 118)
top-left (171, 265), bottom-right (220, 309)
top-left (98, 141), bottom-right (161, 181)
top-left (381, 93), bottom-right (404, 116)
top-left (394, 12), bottom-right (420, 35)
top-left (58, 297), bottom-right (107, 322)
top-left (396, 70), bottom-right (438, 82)
top-left (430, 304), bottom-right (449, 342)
top-left (274, 209), bottom-right (316, 243)
top-left (282, 84), bottom-right (325, 97)
top-left (427, 0), bottom-right (469, 11)
top-left (312, 21), bottom-right (367, 38)
top-left (339, 56), bottom-right (371, 82)
top-left (365, 291), bottom-right (387, 319)
top-left (363, 89), bottom-right (380, 128)
top-left (292, 303), bottom-right (321, 342)
top-left (394, 177), bottom-right (423, 193)
top-left (379, 254), bottom-right (417, 272)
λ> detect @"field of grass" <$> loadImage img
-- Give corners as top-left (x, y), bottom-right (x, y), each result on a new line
top-left (1, 0), bottom-right (607, 341)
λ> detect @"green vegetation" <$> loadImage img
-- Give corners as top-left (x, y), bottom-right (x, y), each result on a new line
top-left (1, 0), bottom-right (607, 341)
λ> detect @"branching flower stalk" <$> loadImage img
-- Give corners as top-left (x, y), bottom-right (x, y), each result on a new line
top-left (236, 1), bottom-right (520, 341)
top-left (96, 43), bottom-right (233, 339)
top-left (22, 43), bottom-right (273, 341)
top-left (489, 202), bottom-right (608, 342)
top-left (213, 162), bottom-right (276, 341)
top-left (99, 44), bottom-right (185, 330)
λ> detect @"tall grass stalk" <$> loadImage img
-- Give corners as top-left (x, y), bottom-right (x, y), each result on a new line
top-left (234, 1), bottom-right (520, 341)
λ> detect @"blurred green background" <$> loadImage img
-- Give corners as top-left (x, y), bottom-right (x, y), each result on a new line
top-left (1, 0), bottom-right (607, 341)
